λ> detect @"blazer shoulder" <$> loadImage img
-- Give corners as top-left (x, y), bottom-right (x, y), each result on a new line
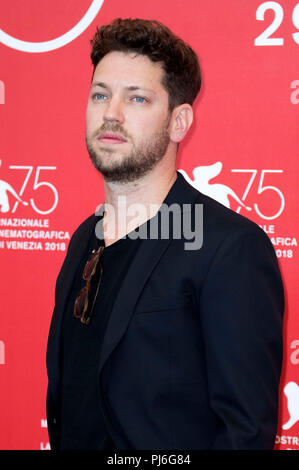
top-left (73, 213), bottom-right (97, 234)
top-left (195, 190), bottom-right (267, 239)
top-left (191, 190), bottom-right (279, 268)
top-left (178, 173), bottom-right (261, 237)
top-left (61, 213), bottom-right (99, 261)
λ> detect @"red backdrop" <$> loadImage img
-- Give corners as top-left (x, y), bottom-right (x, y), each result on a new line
top-left (0, 0), bottom-right (298, 450)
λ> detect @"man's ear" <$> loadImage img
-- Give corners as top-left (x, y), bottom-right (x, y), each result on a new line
top-left (169, 104), bottom-right (193, 143)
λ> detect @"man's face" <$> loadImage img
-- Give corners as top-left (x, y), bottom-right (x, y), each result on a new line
top-left (86, 51), bottom-right (171, 183)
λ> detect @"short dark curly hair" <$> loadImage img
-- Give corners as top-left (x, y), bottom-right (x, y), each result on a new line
top-left (90, 18), bottom-right (201, 111)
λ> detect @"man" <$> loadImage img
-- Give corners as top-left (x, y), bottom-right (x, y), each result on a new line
top-left (46, 18), bottom-right (284, 450)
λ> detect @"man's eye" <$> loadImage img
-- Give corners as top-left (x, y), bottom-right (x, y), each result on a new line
top-left (93, 93), bottom-right (107, 100)
top-left (132, 96), bottom-right (147, 103)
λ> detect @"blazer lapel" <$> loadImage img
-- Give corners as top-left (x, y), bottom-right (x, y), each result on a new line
top-left (98, 235), bottom-right (172, 376)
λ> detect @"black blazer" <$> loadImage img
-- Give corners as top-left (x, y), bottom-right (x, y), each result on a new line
top-left (46, 171), bottom-right (284, 450)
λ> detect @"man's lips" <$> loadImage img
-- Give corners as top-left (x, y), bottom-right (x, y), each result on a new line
top-left (97, 132), bottom-right (128, 144)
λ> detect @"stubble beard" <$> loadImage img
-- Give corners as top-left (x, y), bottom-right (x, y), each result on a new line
top-left (85, 123), bottom-right (171, 183)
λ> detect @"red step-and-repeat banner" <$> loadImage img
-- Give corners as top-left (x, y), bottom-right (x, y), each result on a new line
top-left (0, 0), bottom-right (298, 450)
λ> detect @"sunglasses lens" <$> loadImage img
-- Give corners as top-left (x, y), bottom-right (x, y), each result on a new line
top-left (74, 286), bottom-right (88, 318)
top-left (83, 247), bottom-right (103, 281)
top-left (74, 246), bottom-right (104, 324)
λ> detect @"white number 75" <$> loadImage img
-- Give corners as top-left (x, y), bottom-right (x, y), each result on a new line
top-left (10, 165), bottom-right (58, 214)
top-left (231, 169), bottom-right (284, 220)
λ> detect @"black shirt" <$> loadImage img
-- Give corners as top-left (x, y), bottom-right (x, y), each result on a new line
top-left (60, 220), bottom-right (142, 450)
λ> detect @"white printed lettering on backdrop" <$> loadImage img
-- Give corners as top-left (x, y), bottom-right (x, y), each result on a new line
top-left (255, 2), bottom-right (299, 46)
top-left (290, 80), bottom-right (299, 105)
top-left (0, 160), bottom-right (71, 253)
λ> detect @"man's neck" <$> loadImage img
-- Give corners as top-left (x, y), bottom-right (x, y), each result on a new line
top-left (102, 163), bottom-right (177, 246)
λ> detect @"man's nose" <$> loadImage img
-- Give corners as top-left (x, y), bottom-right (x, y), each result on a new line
top-left (103, 97), bottom-right (125, 124)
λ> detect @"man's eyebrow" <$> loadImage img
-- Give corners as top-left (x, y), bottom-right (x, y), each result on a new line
top-left (91, 81), bottom-right (155, 93)
top-left (125, 85), bottom-right (155, 93)
top-left (91, 81), bottom-right (109, 90)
